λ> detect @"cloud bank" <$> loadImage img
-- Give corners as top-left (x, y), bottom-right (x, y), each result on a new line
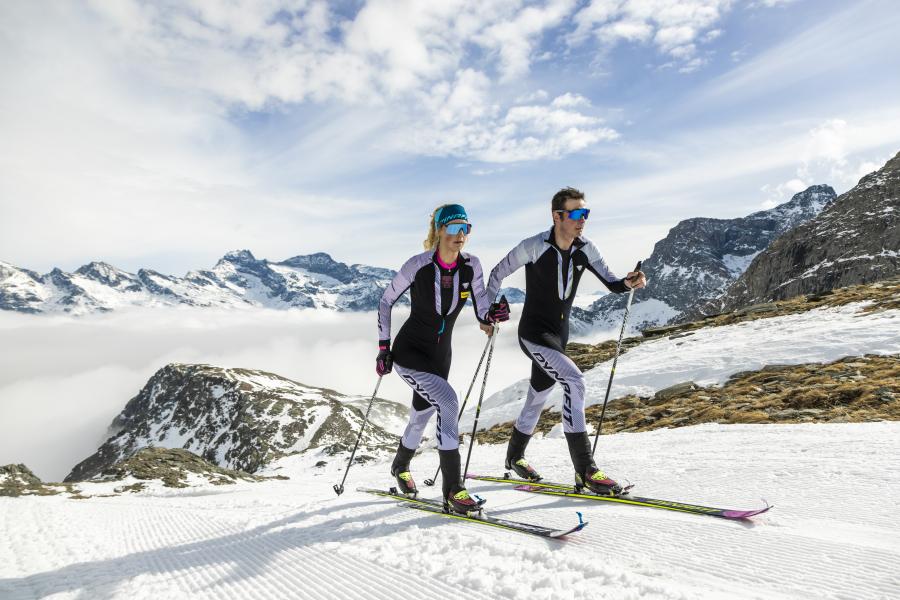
top-left (1, 306), bottom-right (609, 481)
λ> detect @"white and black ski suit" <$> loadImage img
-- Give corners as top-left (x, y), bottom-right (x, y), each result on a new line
top-left (378, 250), bottom-right (492, 451)
top-left (486, 227), bottom-right (629, 435)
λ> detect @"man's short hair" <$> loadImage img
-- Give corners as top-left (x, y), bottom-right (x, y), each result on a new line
top-left (551, 187), bottom-right (585, 212)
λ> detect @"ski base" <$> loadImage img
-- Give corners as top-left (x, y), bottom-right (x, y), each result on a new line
top-left (357, 487), bottom-right (587, 538)
top-left (467, 474), bottom-right (771, 520)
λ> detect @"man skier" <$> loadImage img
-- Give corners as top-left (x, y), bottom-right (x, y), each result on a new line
top-left (485, 187), bottom-right (646, 495)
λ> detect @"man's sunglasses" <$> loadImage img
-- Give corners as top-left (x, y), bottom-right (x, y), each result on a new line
top-left (444, 223), bottom-right (472, 235)
top-left (555, 208), bottom-right (590, 220)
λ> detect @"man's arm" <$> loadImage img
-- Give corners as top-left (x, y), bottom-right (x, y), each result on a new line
top-left (581, 240), bottom-right (630, 294)
top-left (486, 235), bottom-right (541, 301)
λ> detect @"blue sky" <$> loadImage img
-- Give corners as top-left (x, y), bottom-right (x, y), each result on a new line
top-left (1, 0), bottom-right (899, 287)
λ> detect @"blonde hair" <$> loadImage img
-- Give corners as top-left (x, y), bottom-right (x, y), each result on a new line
top-left (423, 204), bottom-right (450, 250)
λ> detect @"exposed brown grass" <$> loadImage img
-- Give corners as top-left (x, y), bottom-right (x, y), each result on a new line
top-left (474, 354), bottom-right (899, 445)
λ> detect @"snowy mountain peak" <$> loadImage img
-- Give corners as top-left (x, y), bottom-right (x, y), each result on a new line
top-left (75, 261), bottom-right (140, 288)
top-left (216, 249), bottom-right (264, 270)
top-left (710, 151), bottom-right (900, 313)
top-left (574, 184), bottom-right (836, 332)
top-left (279, 252), bottom-right (355, 284)
top-left (65, 363), bottom-right (402, 482)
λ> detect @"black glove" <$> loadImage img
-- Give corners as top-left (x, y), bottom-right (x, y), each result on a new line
top-left (488, 295), bottom-right (510, 323)
top-left (376, 341), bottom-right (393, 376)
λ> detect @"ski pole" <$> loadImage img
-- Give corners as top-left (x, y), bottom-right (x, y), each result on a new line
top-left (424, 333), bottom-right (493, 487)
top-left (592, 261), bottom-right (642, 457)
top-left (462, 324), bottom-right (499, 484)
top-left (333, 375), bottom-right (383, 496)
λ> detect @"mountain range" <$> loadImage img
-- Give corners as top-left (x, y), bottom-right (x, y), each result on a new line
top-left (4, 152), bottom-right (898, 330)
top-left (573, 184), bottom-right (837, 331)
top-left (703, 151), bottom-right (900, 316)
top-left (0, 251), bottom-right (400, 314)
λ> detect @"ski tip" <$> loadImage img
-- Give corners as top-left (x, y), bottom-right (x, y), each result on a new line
top-left (723, 503), bottom-right (773, 519)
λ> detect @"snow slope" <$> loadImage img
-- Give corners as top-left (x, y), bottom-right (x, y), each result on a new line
top-left (1, 421), bottom-right (898, 599)
top-left (465, 302), bottom-right (900, 431)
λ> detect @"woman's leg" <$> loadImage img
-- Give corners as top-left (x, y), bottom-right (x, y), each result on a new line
top-left (393, 364), bottom-right (483, 511)
top-left (393, 365), bottom-right (460, 452)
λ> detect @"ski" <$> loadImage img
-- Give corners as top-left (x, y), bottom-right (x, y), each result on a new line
top-left (357, 487), bottom-right (588, 539)
top-left (466, 472), bottom-right (588, 491)
top-left (466, 474), bottom-right (771, 520)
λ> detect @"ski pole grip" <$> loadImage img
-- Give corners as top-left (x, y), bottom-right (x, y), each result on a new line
top-left (627, 261), bottom-right (642, 284)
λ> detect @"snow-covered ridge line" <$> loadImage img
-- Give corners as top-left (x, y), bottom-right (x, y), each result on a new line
top-left (0, 250), bottom-right (399, 315)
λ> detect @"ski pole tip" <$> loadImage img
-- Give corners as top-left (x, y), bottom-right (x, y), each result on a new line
top-left (333, 484), bottom-right (344, 496)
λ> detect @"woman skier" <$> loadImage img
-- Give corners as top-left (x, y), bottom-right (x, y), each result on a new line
top-left (376, 204), bottom-right (510, 514)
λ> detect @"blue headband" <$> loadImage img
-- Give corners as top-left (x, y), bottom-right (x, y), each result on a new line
top-left (434, 204), bottom-right (468, 227)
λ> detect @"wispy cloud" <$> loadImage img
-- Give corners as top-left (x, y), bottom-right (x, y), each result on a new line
top-left (693, 0), bottom-right (900, 105)
top-left (569, 0), bottom-right (734, 71)
top-left (66, 0), bottom-right (612, 162)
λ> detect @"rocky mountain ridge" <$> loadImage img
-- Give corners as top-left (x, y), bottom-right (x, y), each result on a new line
top-left (65, 364), bottom-right (404, 482)
top-left (703, 151), bottom-right (900, 316)
top-left (574, 184), bottom-right (836, 331)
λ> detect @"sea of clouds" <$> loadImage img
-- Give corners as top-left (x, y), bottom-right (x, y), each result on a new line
top-left (0, 306), bottom-right (618, 480)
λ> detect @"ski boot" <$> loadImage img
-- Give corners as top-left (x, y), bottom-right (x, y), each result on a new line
top-left (444, 487), bottom-right (486, 516)
top-left (565, 431), bottom-right (623, 496)
top-left (575, 467), bottom-right (623, 497)
top-left (504, 426), bottom-right (542, 481)
top-left (390, 442), bottom-right (418, 498)
top-left (439, 448), bottom-right (486, 515)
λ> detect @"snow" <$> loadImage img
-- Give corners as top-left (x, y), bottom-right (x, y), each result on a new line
top-left (577, 298), bottom-right (681, 341)
top-left (571, 290), bottom-right (608, 309)
top-left (721, 251), bottom-right (761, 276)
top-left (792, 250), bottom-right (900, 283)
top-left (3, 294), bottom-right (899, 598)
top-left (466, 302), bottom-right (900, 431)
top-left (2, 422), bottom-right (898, 599)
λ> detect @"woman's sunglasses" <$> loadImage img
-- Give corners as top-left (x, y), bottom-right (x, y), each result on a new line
top-left (444, 223), bottom-right (472, 235)
top-left (555, 208), bottom-right (590, 221)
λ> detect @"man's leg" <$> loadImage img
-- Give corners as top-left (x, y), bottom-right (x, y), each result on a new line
top-left (502, 338), bottom-right (559, 480)
top-left (519, 338), bottom-right (622, 495)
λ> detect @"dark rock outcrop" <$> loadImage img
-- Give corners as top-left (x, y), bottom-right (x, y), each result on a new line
top-left (579, 185), bottom-right (835, 330)
top-left (710, 152), bottom-right (900, 314)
